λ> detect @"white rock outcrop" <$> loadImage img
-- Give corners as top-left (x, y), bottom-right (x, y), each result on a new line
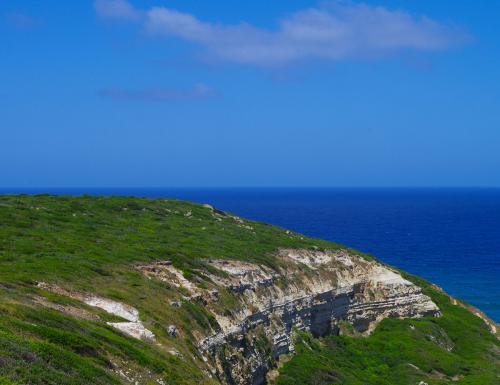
top-left (194, 249), bottom-right (440, 385)
top-left (84, 296), bottom-right (155, 341)
top-left (36, 282), bottom-right (155, 341)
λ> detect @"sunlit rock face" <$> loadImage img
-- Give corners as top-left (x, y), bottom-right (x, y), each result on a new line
top-left (38, 248), bottom-right (439, 385)
top-left (195, 249), bottom-right (439, 385)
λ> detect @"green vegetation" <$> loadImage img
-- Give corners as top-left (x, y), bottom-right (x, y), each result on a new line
top-left (0, 194), bottom-right (498, 384)
top-left (0, 194), bottom-right (339, 384)
top-left (275, 278), bottom-right (500, 385)
top-left (0, 194), bottom-right (339, 286)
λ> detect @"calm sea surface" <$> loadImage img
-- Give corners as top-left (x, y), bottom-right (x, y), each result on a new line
top-left (2, 188), bottom-right (499, 322)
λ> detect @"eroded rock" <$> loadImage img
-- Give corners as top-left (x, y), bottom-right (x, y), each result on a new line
top-left (197, 250), bottom-right (440, 385)
top-left (167, 325), bottom-right (178, 337)
top-left (36, 282), bottom-right (155, 341)
top-left (134, 249), bottom-right (440, 385)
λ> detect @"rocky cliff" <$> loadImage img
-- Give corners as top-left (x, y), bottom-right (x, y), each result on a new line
top-left (1, 195), bottom-right (497, 385)
top-left (137, 249), bottom-right (439, 384)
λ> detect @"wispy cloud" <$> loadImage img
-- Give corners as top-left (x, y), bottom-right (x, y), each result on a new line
top-left (98, 83), bottom-right (215, 101)
top-left (5, 11), bottom-right (39, 29)
top-left (94, 1), bottom-right (469, 67)
top-left (94, 0), bottom-right (141, 21)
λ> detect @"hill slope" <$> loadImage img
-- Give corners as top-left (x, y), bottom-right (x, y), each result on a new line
top-left (0, 195), bottom-right (498, 385)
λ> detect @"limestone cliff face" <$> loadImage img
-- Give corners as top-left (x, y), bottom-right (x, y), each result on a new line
top-left (140, 249), bottom-right (440, 385)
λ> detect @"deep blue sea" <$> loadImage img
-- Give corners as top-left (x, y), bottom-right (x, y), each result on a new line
top-left (2, 188), bottom-right (499, 322)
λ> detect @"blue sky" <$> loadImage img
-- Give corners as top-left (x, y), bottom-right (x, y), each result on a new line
top-left (1, 0), bottom-right (499, 187)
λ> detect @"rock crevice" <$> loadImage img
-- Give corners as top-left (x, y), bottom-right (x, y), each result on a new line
top-left (194, 250), bottom-right (439, 385)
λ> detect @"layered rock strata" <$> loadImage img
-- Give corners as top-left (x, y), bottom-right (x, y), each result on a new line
top-left (138, 249), bottom-right (440, 385)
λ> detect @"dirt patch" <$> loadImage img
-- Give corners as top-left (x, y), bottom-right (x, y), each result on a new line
top-left (36, 282), bottom-right (155, 341)
top-left (33, 296), bottom-right (101, 322)
top-left (136, 261), bottom-right (198, 292)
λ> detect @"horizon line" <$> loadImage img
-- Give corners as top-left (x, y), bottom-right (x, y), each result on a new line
top-left (1, 186), bottom-right (500, 191)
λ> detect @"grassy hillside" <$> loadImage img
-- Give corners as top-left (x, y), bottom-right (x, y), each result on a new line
top-left (0, 195), bottom-right (498, 385)
top-left (0, 194), bottom-right (341, 385)
top-left (274, 277), bottom-right (500, 385)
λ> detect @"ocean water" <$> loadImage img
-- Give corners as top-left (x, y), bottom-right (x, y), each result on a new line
top-left (2, 188), bottom-right (499, 322)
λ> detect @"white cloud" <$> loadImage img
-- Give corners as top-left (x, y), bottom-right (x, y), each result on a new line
top-left (94, 0), bottom-right (141, 21)
top-left (95, 0), bottom-right (468, 66)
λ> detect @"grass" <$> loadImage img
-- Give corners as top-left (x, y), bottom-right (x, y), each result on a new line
top-left (0, 194), bottom-right (498, 384)
top-left (0, 194), bottom-right (341, 384)
top-left (0, 194), bottom-right (341, 286)
top-left (274, 276), bottom-right (500, 385)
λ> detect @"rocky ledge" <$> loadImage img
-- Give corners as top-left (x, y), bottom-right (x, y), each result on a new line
top-left (139, 249), bottom-right (440, 385)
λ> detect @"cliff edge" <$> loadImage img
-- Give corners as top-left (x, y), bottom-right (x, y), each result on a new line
top-left (0, 195), bottom-right (497, 385)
